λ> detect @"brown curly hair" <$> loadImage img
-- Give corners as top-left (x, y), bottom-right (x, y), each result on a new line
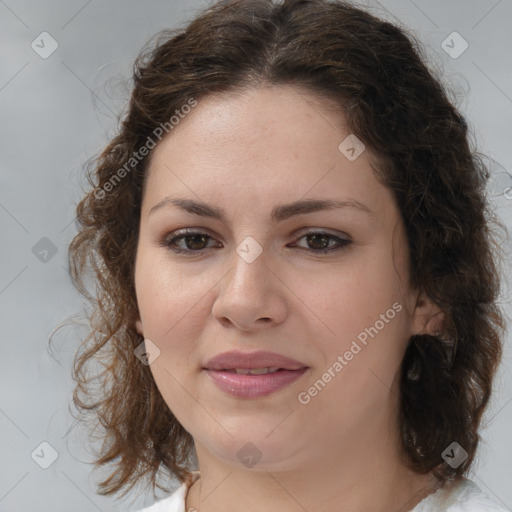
top-left (62, 0), bottom-right (507, 500)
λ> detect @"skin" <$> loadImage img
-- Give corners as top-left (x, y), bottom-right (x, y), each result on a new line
top-left (134, 84), bottom-right (445, 512)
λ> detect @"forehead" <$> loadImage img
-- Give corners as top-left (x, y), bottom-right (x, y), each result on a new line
top-left (142, 84), bottom-right (394, 221)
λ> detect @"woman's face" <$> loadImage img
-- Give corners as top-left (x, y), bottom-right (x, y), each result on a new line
top-left (134, 84), bottom-right (440, 470)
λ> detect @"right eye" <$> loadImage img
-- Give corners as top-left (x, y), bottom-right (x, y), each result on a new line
top-left (160, 230), bottom-right (221, 255)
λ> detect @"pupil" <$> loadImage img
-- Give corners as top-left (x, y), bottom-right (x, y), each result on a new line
top-left (308, 234), bottom-right (329, 250)
top-left (187, 234), bottom-right (207, 250)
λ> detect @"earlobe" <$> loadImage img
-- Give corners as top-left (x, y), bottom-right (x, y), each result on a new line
top-left (412, 290), bottom-right (445, 336)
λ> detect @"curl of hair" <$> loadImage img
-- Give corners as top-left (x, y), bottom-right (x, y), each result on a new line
top-left (63, 0), bottom-right (507, 499)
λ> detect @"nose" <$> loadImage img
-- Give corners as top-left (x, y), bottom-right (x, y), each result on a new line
top-left (211, 244), bottom-right (288, 332)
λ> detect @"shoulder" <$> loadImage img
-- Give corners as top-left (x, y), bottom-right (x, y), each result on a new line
top-left (132, 481), bottom-right (189, 512)
top-left (413, 478), bottom-right (510, 512)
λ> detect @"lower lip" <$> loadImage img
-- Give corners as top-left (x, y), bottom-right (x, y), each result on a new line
top-left (204, 368), bottom-right (308, 398)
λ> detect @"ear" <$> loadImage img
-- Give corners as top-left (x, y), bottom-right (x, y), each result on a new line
top-left (411, 289), bottom-right (445, 336)
top-left (132, 311), bottom-right (144, 337)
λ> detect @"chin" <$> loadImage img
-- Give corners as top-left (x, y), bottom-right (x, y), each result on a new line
top-left (198, 425), bottom-right (306, 471)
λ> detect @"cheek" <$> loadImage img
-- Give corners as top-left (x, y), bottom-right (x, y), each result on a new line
top-left (135, 250), bottom-right (206, 338)
top-left (298, 292), bottom-right (409, 433)
top-left (304, 252), bottom-right (406, 338)
top-left (135, 254), bottom-right (209, 424)
top-left (300, 256), bottom-right (411, 398)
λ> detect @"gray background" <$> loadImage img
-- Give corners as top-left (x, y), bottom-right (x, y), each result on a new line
top-left (1, 1), bottom-right (511, 511)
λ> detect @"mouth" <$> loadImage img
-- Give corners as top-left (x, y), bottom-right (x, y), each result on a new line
top-left (202, 351), bottom-right (309, 399)
top-left (216, 367), bottom-right (288, 375)
top-left (203, 349), bottom-right (307, 372)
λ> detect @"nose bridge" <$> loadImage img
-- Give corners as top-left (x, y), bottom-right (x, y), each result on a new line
top-left (227, 234), bottom-right (269, 294)
top-left (212, 235), bottom-right (286, 329)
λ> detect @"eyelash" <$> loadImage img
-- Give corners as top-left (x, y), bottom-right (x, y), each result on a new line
top-left (159, 229), bottom-right (352, 256)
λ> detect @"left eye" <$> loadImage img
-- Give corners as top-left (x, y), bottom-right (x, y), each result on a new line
top-left (160, 230), bottom-right (351, 255)
top-left (292, 232), bottom-right (352, 253)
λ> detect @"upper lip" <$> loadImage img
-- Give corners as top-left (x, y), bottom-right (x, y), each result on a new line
top-left (203, 350), bottom-right (308, 371)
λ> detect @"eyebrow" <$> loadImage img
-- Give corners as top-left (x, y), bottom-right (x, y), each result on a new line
top-left (148, 196), bottom-right (377, 223)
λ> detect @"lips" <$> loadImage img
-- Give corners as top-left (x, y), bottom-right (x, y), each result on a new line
top-left (202, 350), bottom-right (309, 398)
top-left (203, 350), bottom-right (308, 371)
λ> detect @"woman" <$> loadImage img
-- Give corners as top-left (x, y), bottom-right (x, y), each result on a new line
top-left (67, 0), bottom-right (508, 510)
